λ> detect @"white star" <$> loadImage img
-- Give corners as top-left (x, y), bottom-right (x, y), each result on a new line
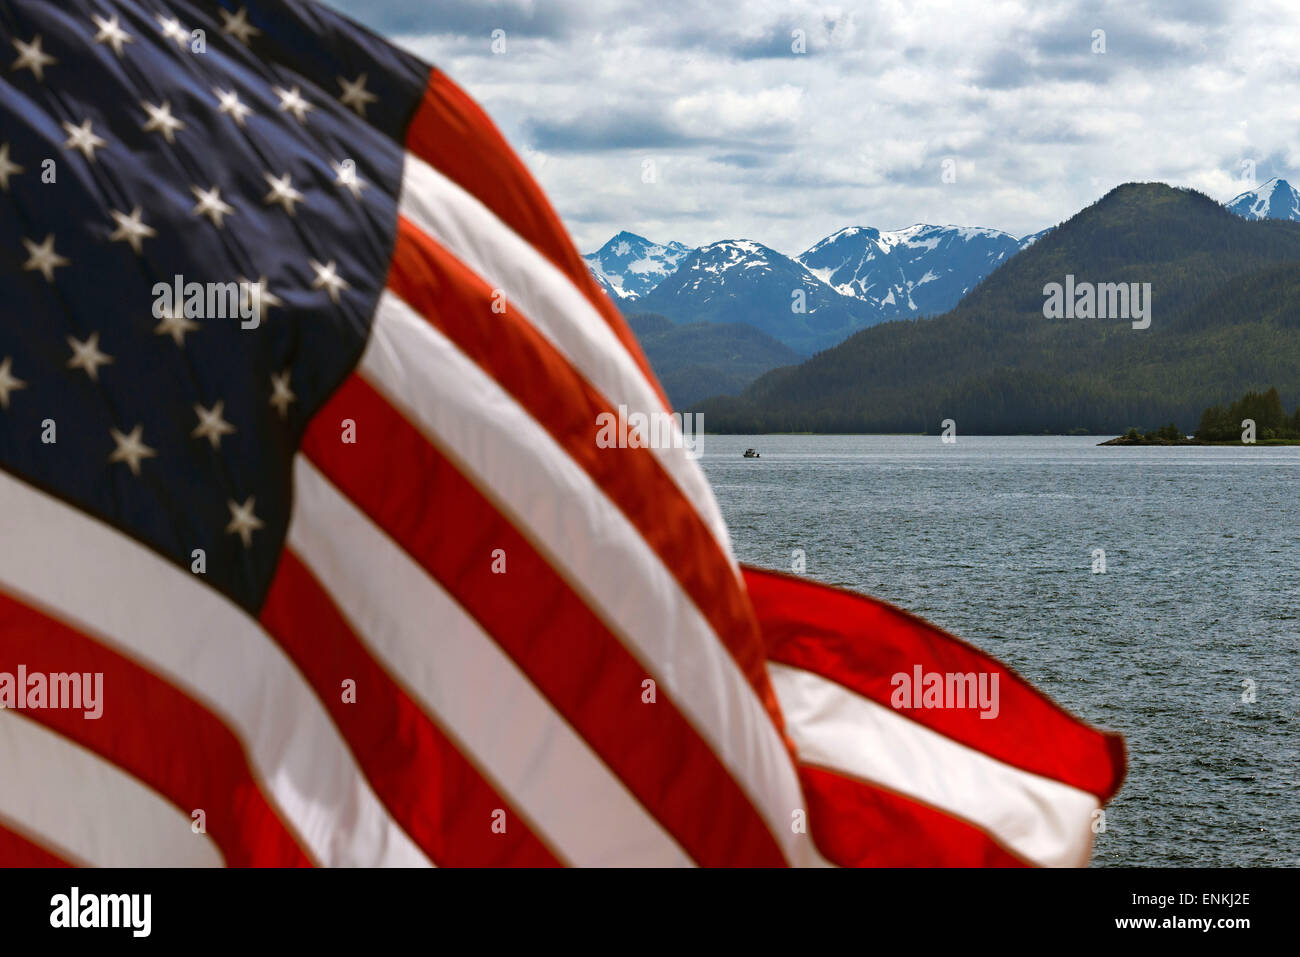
top-left (225, 496), bottom-right (264, 548)
top-left (107, 206), bottom-right (156, 255)
top-left (237, 275), bottom-right (284, 324)
top-left (67, 332), bottom-right (114, 381)
top-left (0, 357), bottom-right (26, 410)
top-left (141, 99), bottom-right (185, 143)
top-left (108, 425), bottom-right (157, 476)
top-left (214, 87), bottom-right (252, 126)
top-left (62, 118), bottom-right (107, 161)
top-left (337, 73), bottom-right (378, 117)
top-left (0, 143), bottom-right (22, 191)
top-left (331, 159), bottom-right (367, 199)
top-left (157, 15), bottom-right (190, 49)
top-left (91, 14), bottom-right (133, 57)
top-left (272, 85), bottom-right (314, 124)
top-left (309, 259), bottom-right (350, 304)
top-left (262, 171), bottom-right (304, 215)
top-left (219, 7), bottom-right (261, 46)
top-left (21, 234), bottom-right (69, 282)
top-left (192, 401), bottom-right (236, 449)
top-left (269, 369), bottom-right (295, 418)
top-left (191, 184), bottom-right (235, 228)
top-left (153, 307), bottom-right (200, 347)
top-left (10, 35), bottom-right (57, 82)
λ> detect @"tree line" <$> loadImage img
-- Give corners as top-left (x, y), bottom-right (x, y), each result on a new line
top-left (1196, 387), bottom-right (1300, 441)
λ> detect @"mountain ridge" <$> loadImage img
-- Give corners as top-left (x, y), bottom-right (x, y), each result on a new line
top-left (585, 174), bottom-right (1298, 312)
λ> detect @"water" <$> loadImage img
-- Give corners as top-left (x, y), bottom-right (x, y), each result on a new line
top-left (701, 434), bottom-right (1299, 867)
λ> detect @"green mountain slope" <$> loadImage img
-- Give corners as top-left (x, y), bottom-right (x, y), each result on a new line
top-left (625, 313), bottom-right (800, 408)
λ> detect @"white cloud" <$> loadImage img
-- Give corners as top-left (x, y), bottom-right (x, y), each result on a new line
top-left (332, 0), bottom-right (1300, 254)
top-left (670, 87), bottom-right (804, 138)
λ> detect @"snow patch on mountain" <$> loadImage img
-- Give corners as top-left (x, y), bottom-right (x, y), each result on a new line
top-left (1018, 227), bottom-right (1053, 249)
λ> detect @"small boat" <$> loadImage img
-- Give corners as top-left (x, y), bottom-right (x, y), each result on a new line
top-left (743, 448), bottom-right (760, 458)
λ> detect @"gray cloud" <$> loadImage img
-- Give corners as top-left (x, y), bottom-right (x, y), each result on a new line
top-left (710, 153), bottom-right (773, 168)
top-left (334, 0), bottom-right (578, 38)
top-left (730, 24), bottom-right (810, 60)
top-left (527, 113), bottom-right (700, 152)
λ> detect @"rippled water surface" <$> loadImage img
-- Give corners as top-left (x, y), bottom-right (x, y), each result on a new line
top-left (701, 434), bottom-right (1299, 867)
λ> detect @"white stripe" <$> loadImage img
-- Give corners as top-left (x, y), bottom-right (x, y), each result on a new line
top-left (288, 457), bottom-right (689, 867)
top-left (0, 470), bottom-right (430, 867)
top-left (768, 662), bottom-right (1099, 867)
top-left (397, 153), bottom-right (736, 571)
top-left (360, 292), bottom-right (824, 866)
top-left (0, 709), bottom-right (223, 867)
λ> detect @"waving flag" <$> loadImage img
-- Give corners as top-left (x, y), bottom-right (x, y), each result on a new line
top-left (0, 0), bottom-right (1123, 867)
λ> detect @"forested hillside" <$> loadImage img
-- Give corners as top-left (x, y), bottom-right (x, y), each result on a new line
top-left (697, 184), bottom-right (1300, 433)
top-left (625, 313), bottom-right (799, 407)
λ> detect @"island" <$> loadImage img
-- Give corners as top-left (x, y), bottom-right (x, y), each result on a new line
top-left (1100, 388), bottom-right (1300, 445)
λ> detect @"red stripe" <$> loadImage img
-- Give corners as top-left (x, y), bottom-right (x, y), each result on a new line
top-left (260, 551), bottom-right (561, 867)
top-left (384, 217), bottom-right (787, 736)
top-left (301, 376), bottom-right (787, 866)
top-left (0, 588), bottom-right (311, 866)
top-left (745, 566), bottom-right (1127, 800)
top-left (404, 70), bottom-right (670, 410)
top-left (0, 817), bottom-right (73, 867)
top-left (798, 764), bottom-right (1030, 867)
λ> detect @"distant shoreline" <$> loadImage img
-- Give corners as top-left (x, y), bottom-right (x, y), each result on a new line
top-left (1098, 436), bottom-right (1300, 446)
top-left (693, 431), bottom-right (1300, 443)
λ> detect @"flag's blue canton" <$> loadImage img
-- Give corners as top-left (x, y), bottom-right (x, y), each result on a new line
top-left (0, 0), bottom-right (428, 610)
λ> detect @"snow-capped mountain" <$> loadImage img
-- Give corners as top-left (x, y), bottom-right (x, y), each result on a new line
top-left (586, 222), bottom-right (1048, 354)
top-left (1225, 177), bottom-right (1300, 221)
top-left (634, 240), bottom-right (872, 355)
top-left (796, 224), bottom-right (1026, 320)
top-left (583, 231), bottom-right (693, 300)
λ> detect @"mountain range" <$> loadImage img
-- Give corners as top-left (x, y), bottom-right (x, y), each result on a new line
top-left (588, 174), bottom-right (1300, 410)
top-left (586, 223), bottom-right (1044, 355)
top-left (696, 182), bottom-right (1300, 434)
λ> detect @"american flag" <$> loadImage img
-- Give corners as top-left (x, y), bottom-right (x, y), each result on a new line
top-left (0, 0), bottom-right (1124, 867)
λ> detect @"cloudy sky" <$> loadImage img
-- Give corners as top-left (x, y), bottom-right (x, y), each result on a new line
top-left (329, 0), bottom-right (1300, 256)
